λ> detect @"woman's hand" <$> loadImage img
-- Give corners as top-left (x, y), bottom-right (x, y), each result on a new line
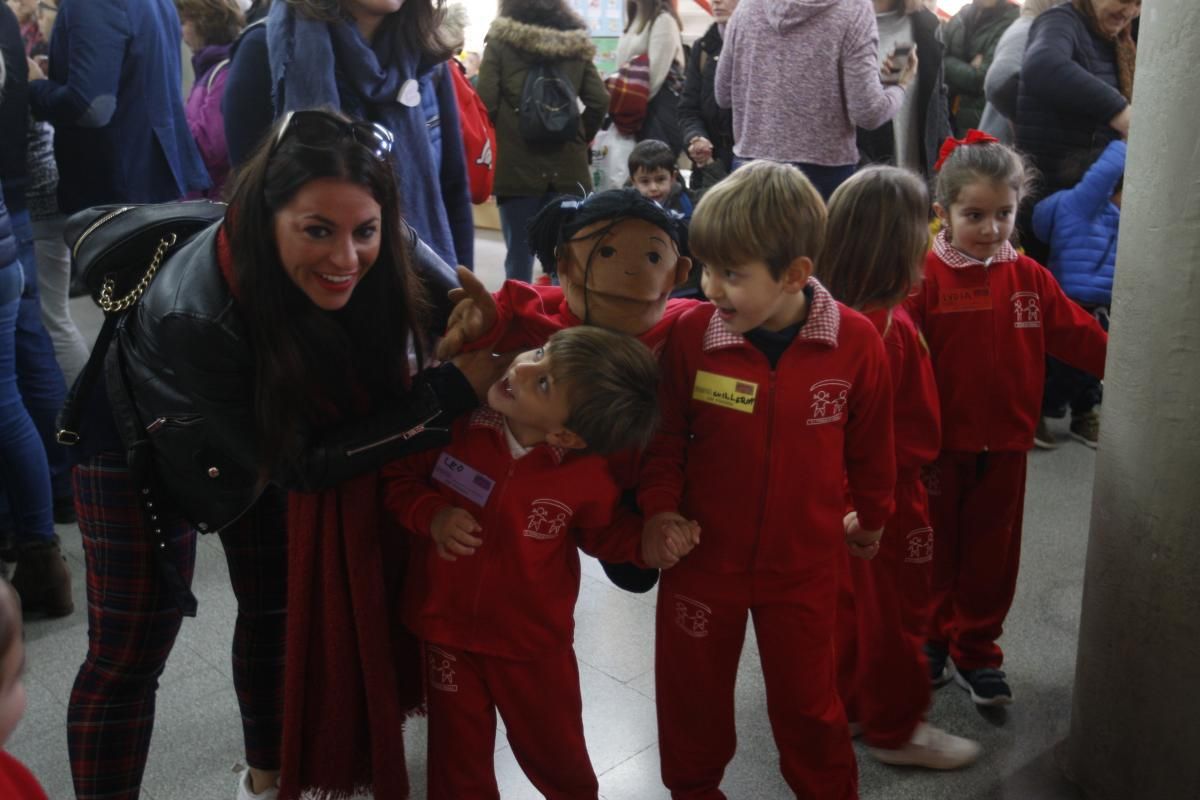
top-left (435, 266), bottom-right (497, 360)
top-left (26, 55), bottom-right (46, 81)
top-left (898, 46), bottom-right (919, 89)
top-left (451, 348), bottom-right (516, 401)
top-left (1109, 105), bottom-right (1132, 138)
top-left (687, 136), bottom-right (714, 167)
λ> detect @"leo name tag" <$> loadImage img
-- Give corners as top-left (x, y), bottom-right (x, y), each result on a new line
top-left (692, 370), bottom-right (758, 413)
top-left (939, 285), bottom-right (991, 313)
top-left (432, 453), bottom-right (495, 506)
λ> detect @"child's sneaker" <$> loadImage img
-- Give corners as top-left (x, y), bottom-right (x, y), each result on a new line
top-left (954, 666), bottom-right (1013, 706)
top-left (924, 643), bottom-right (955, 688)
top-left (867, 723), bottom-right (982, 770)
top-left (1069, 410), bottom-right (1100, 449)
top-left (236, 769), bottom-right (278, 800)
top-left (1034, 418), bottom-right (1058, 449)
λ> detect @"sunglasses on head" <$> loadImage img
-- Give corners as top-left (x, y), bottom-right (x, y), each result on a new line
top-left (272, 110), bottom-right (395, 161)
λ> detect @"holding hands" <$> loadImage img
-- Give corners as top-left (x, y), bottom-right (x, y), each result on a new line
top-left (642, 512), bottom-right (702, 569)
top-left (843, 511), bottom-right (883, 560)
top-left (431, 506), bottom-right (484, 561)
top-left (687, 136), bottom-right (715, 168)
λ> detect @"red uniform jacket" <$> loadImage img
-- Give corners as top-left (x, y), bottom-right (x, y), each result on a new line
top-left (638, 279), bottom-right (897, 574)
top-left (383, 408), bottom-right (642, 660)
top-left (0, 751), bottom-right (48, 800)
top-left (907, 233), bottom-right (1108, 453)
top-left (865, 306), bottom-right (941, 481)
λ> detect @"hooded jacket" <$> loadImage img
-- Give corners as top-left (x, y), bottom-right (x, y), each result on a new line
top-left (715, 0), bottom-right (907, 167)
top-left (1033, 139), bottom-right (1124, 306)
top-left (943, 0), bottom-right (1019, 135)
top-left (476, 11), bottom-right (608, 199)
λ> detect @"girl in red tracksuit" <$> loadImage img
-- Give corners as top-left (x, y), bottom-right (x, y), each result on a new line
top-left (638, 161), bottom-right (896, 800)
top-left (0, 578), bottom-right (50, 800)
top-left (907, 132), bottom-right (1108, 707)
top-left (819, 166), bottom-right (980, 771)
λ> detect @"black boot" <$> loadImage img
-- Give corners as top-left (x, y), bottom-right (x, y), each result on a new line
top-left (11, 535), bottom-right (74, 617)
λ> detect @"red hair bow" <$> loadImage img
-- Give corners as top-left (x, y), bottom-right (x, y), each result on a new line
top-left (934, 129), bottom-right (1000, 172)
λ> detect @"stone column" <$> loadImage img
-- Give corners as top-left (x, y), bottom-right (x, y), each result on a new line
top-left (1063, 1), bottom-right (1200, 797)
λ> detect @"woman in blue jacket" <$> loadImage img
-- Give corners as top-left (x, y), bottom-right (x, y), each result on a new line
top-left (26, 0), bottom-right (210, 211)
top-left (223, 0), bottom-right (475, 270)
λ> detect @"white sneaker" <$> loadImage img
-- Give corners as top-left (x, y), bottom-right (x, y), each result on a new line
top-left (867, 723), bottom-right (981, 770)
top-left (236, 769), bottom-right (279, 800)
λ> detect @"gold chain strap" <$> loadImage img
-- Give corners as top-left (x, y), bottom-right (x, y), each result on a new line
top-left (97, 233), bottom-right (178, 313)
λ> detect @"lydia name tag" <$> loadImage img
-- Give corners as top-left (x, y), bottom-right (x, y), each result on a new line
top-left (432, 453), bottom-right (495, 506)
top-left (692, 370), bottom-right (757, 413)
top-left (939, 285), bottom-right (991, 313)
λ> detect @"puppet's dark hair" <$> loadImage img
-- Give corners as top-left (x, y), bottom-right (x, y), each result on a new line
top-left (527, 189), bottom-right (686, 276)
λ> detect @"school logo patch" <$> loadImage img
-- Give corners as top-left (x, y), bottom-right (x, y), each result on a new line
top-left (1011, 291), bottom-right (1042, 329)
top-left (524, 499), bottom-right (573, 540)
top-left (807, 379), bottom-right (851, 426)
top-left (673, 594), bottom-right (712, 639)
top-left (427, 646), bottom-right (459, 693)
top-left (904, 527), bottom-right (934, 564)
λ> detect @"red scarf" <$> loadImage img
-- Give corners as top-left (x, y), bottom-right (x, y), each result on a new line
top-left (217, 224), bottom-right (424, 799)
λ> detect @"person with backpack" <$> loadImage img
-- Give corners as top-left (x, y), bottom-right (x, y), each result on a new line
top-left (476, 0), bottom-right (608, 283)
top-left (178, 0), bottom-right (244, 199)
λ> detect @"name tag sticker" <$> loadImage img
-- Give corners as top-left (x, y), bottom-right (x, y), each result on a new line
top-left (432, 453), bottom-right (495, 506)
top-left (939, 285), bottom-right (991, 313)
top-left (692, 370), bottom-right (758, 413)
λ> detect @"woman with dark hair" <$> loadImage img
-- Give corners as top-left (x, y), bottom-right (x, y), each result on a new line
top-left (178, 0), bottom-right (244, 198)
top-left (67, 110), bottom-right (501, 800)
top-left (616, 0), bottom-right (685, 154)
top-left (223, 0), bottom-right (475, 271)
top-left (857, 0), bottom-right (952, 183)
top-left (477, 0), bottom-right (609, 282)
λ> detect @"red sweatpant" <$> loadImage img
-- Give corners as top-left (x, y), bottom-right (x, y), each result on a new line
top-left (423, 641), bottom-right (599, 800)
top-left (925, 450), bottom-right (1027, 670)
top-left (836, 477), bottom-right (934, 748)
top-left (656, 562), bottom-right (857, 800)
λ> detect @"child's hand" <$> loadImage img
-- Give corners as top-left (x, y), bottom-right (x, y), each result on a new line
top-left (435, 266), bottom-right (498, 360)
top-left (642, 512), bottom-right (701, 569)
top-left (843, 511), bottom-right (883, 561)
top-left (431, 506), bottom-right (483, 561)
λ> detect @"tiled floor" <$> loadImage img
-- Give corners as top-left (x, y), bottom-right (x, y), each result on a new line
top-left (8, 229), bottom-right (1091, 798)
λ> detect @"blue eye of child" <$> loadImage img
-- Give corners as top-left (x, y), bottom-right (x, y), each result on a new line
top-left (647, 252), bottom-right (661, 264)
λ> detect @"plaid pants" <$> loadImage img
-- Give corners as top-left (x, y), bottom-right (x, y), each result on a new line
top-left (68, 452), bottom-right (286, 800)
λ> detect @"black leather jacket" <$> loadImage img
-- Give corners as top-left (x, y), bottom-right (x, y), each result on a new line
top-left (107, 221), bottom-right (477, 534)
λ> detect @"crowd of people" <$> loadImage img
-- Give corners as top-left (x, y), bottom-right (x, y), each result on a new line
top-left (0, 0), bottom-right (1139, 798)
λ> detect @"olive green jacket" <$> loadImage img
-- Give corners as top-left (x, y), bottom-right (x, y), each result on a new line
top-left (944, 1), bottom-right (1020, 134)
top-left (477, 17), bottom-right (609, 198)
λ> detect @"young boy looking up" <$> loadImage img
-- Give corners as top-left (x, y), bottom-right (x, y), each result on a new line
top-left (638, 160), bottom-right (897, 799)
top-left (629, 138), bottom-right (694, 220)
top-left (383, 326), bottom-right (695, 800)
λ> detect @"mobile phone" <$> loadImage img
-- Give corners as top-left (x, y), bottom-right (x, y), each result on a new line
top-left (890, 44), bottom-right (913, 75)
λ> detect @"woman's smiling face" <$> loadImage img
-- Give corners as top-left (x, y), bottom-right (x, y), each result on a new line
top-left (273, 177), bottom-right (383, 311)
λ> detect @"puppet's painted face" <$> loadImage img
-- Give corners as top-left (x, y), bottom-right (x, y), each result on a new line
top-left (558, 218), bottom-right (691, 337)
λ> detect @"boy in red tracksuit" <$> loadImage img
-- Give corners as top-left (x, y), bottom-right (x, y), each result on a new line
top-left (436, 189), bottom-right (700, 594)
top-left (383, 327), bottom-right (689, 800)
top-left (638, 161), bottom-right (896, 799)
top-left (908, 132), bottom-right (1108, 707)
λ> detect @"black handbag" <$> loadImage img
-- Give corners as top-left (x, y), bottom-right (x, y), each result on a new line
top-left (57, 200), bottom-right (228, 445)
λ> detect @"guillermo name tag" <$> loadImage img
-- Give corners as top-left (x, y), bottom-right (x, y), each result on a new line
top-left (939, 285), bottom-right (991, 313)
top-left (432, 453), bottom-right (495, 506)
top-left (693, 370), bottom-right (757, 413)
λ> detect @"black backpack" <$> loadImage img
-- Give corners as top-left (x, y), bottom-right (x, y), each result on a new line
top-left (518, 61), bottom-right (580, 145)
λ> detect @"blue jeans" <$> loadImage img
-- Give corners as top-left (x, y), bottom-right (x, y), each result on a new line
top-left (0, 263), bottom-right (54, 542)
top-left (499, 193), bottom-right (560, 282)
top-left (8, 209), bottom-right (71, 498)
top-left (731, 157), bottom-right (856, 200)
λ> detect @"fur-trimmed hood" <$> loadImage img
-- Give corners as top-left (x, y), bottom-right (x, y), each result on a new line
top-left (487, 17), bottom-right (597, 60)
